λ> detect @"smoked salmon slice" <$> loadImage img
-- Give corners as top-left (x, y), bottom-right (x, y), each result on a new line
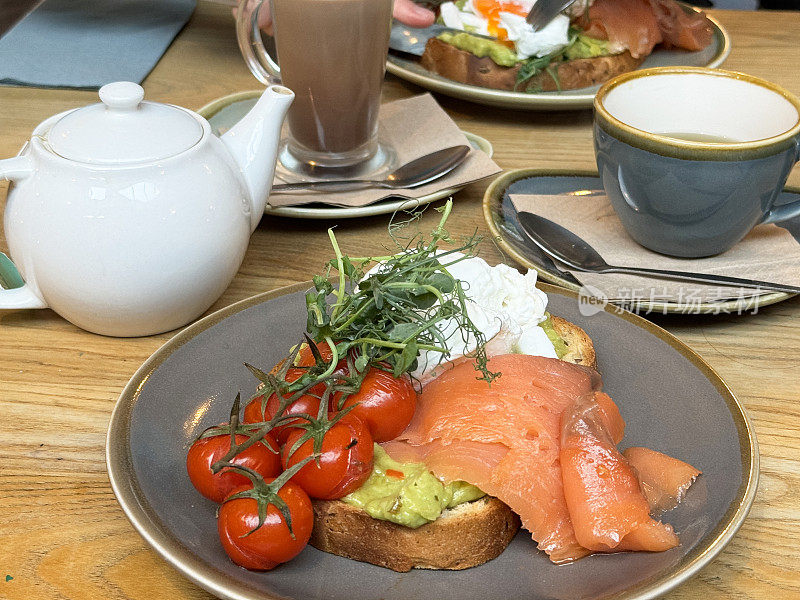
top-left (624, 446), bottom-right (701, 514)
top-left (581, 0), bottom-right (712, 58)
top-left (390, 353), bottom-right (698, 563)
top-left (397, 355), bottom-right (601, 562)
top-left (594, 391), bottom-right (625, 445)
top-left (560, 393), bottom-right (679, 552)
top-left (582, 0), bottom-right (663, 58)
top-left (646, 0), bottom-right (713, 51)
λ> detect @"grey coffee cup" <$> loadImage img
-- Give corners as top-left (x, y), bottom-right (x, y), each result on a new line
top-left (593, 67), bottom-right (800, 258)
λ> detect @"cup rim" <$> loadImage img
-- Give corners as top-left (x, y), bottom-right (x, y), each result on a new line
top-left (593, 66), bottom-right (800, 160)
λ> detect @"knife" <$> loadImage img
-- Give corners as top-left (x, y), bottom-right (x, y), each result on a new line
top-left (389, 21), bottom-right (498, 56)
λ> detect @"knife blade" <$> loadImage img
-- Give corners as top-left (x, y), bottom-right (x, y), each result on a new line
top-left (389, 21), bottom-right (498, 56)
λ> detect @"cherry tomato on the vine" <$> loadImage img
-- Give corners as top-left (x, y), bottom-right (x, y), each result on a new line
top-left (243, 392), bottom-right (323, 445)
top-left (295, 341), bottom-right (348, 378)
top-left (333, 368), bottom-right (417, 442)
top-left (218, 480), bottom-right (313, 571)
top-left (268, 366), bottom-right (328, 397)
top-left (295, 340), bottom-right (338, 367)
top-left (282, 414), bottom-right (374, 500)
top-left (186, 430), bottom-right (281, 503)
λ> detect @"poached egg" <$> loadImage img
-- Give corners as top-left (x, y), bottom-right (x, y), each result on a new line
top-left (439, 0), bottom-right (571, 60)
top-left (405, 253), bottom-right (557, 384)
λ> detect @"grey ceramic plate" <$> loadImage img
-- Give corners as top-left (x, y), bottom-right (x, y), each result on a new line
top-left (107, 282), bottom-right (758, 600)
top-left (483, 168), bottom-right (799, 314)
top-left (386, 9), bottom-right (730, 111)
top-left (197, 91), bottom-right (493, 219)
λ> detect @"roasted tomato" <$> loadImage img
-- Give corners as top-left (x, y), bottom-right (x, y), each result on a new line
top-left (217, 480), bottom-right (313, 571)
top-left (243, 392), bottom-right (323, 445)
top-left (186, 430), bottom-right (281, 503)
top-left (333, 368), bottom-right (417, 442)
top-left (281, 414), bottom-right (374, 500)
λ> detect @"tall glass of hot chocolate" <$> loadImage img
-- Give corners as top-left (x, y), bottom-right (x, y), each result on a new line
top-left (237, 0), bottom-right (395, 179)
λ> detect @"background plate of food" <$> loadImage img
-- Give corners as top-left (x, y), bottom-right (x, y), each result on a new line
top-left (107, 269), bottom-right (757, 600)
top-left (387, 0), bottom-right (730, 110)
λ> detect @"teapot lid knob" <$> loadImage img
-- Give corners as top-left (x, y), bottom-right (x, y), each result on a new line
top-left (99, 82), bottom-right (145, 111)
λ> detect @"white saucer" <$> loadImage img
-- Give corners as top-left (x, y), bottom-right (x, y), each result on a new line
top-left (197, 91), bottom-right (494, 220)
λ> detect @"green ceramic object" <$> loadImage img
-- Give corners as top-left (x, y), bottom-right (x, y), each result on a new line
top-left (0, 252), bottom-right (24, 290)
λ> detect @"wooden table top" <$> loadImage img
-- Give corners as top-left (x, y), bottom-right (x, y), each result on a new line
top-left (1, 3), bottom-right (799, 599)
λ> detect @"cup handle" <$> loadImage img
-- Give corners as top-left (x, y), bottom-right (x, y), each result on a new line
top-left (762, 137), bottom-right (800, 224)
top-left (0, 156), bottom-right (48, 309)
top-left (236, 0), bottom-right (281, 85)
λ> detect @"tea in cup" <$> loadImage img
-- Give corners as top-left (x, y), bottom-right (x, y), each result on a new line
top-left (237, 0), bottom-right (394, 178)
top-left (593, 67), bottom-right (800, 258)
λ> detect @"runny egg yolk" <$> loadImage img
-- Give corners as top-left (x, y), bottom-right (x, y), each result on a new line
top-left (472, 0), bottom-right (528, 40)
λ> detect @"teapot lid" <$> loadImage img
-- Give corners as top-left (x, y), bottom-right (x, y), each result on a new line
top-left (46, 82), bottom-right (203, 165)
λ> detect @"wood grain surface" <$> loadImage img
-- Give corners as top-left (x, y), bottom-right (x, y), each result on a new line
top-left (1, 2), bottom-right (799, 598)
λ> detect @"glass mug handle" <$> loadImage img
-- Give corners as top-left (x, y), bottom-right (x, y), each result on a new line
top-left (236, 0), bottom-right (281, 85)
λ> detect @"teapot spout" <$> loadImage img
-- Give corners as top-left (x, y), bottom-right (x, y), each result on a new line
top-left (220, 85), bottom-right (294, 231)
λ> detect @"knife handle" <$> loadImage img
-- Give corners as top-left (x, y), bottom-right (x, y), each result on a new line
top-left (605, 266), bottom-right (800, 295)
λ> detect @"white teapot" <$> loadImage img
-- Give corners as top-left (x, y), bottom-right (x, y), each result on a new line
top-left (0, 82), bottom-right (293, 336)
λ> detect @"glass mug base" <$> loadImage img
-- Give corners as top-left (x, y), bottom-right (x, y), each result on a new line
top-left (274, 139), bottom-right (397, 183)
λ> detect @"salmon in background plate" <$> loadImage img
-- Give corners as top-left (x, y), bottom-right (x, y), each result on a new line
top-left (579, 0), bottom-right (713, 59)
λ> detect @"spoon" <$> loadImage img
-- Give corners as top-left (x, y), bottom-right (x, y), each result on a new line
top-left (271, 145), bottom-right (471, 193)
top-left (516, 211), bottom-right (800, 295)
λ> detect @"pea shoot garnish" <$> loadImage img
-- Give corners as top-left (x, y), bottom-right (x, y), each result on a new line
top-left (305, 199), bottom-right (498, 384)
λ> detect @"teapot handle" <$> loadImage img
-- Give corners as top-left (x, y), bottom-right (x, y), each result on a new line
top-left (236, 0), bottom-right (281, 85)
top-left (0, 156), bottom-right (48, 309)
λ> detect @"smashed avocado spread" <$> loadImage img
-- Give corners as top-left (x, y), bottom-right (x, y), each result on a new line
top-left (563, 34), bottom-right (615, 60)
top-left (343, 445), bottom-right (484, 528)
top-left (437, 32), bottom-right (518, 68)
top-left (539, 313), bottom-right (568, 359)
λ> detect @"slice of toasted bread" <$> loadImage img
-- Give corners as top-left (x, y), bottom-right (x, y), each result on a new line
top-left (309, 496), bottom-right (520, 572)
top-left (308, 317), bottom-right (596, 571)
top-left (551, 315), bottom-right (596, 370)
top-left (419, 37), bottom-right (644, 92)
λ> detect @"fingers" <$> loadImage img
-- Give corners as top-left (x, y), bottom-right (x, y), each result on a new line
top-left (256, 0), bottom-right (273, 32)
top-left (393, 0), bottom-right (436, 27)
top-left (233, 0), bottom-right (274, 36)
top-left (241, 0), bottom-right (434, 35)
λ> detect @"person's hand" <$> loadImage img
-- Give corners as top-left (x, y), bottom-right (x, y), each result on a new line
top-left (247, 0), bottom-right (435, 36)
top-left (393, 0), bottom-right (436, 27)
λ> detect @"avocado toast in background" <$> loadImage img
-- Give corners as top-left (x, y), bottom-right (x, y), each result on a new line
top-left (419, 0), bottom-right (714, 92)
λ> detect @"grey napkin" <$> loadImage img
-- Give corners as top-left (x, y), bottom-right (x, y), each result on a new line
top-left (0, 0), bottom-right (196, 89)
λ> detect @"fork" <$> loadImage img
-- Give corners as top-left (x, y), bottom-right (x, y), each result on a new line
top-left (525, 0), bottom-right (578, 31)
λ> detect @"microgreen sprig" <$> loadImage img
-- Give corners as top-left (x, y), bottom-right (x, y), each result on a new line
top-left (303, 200), bottom-right (498, 384)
